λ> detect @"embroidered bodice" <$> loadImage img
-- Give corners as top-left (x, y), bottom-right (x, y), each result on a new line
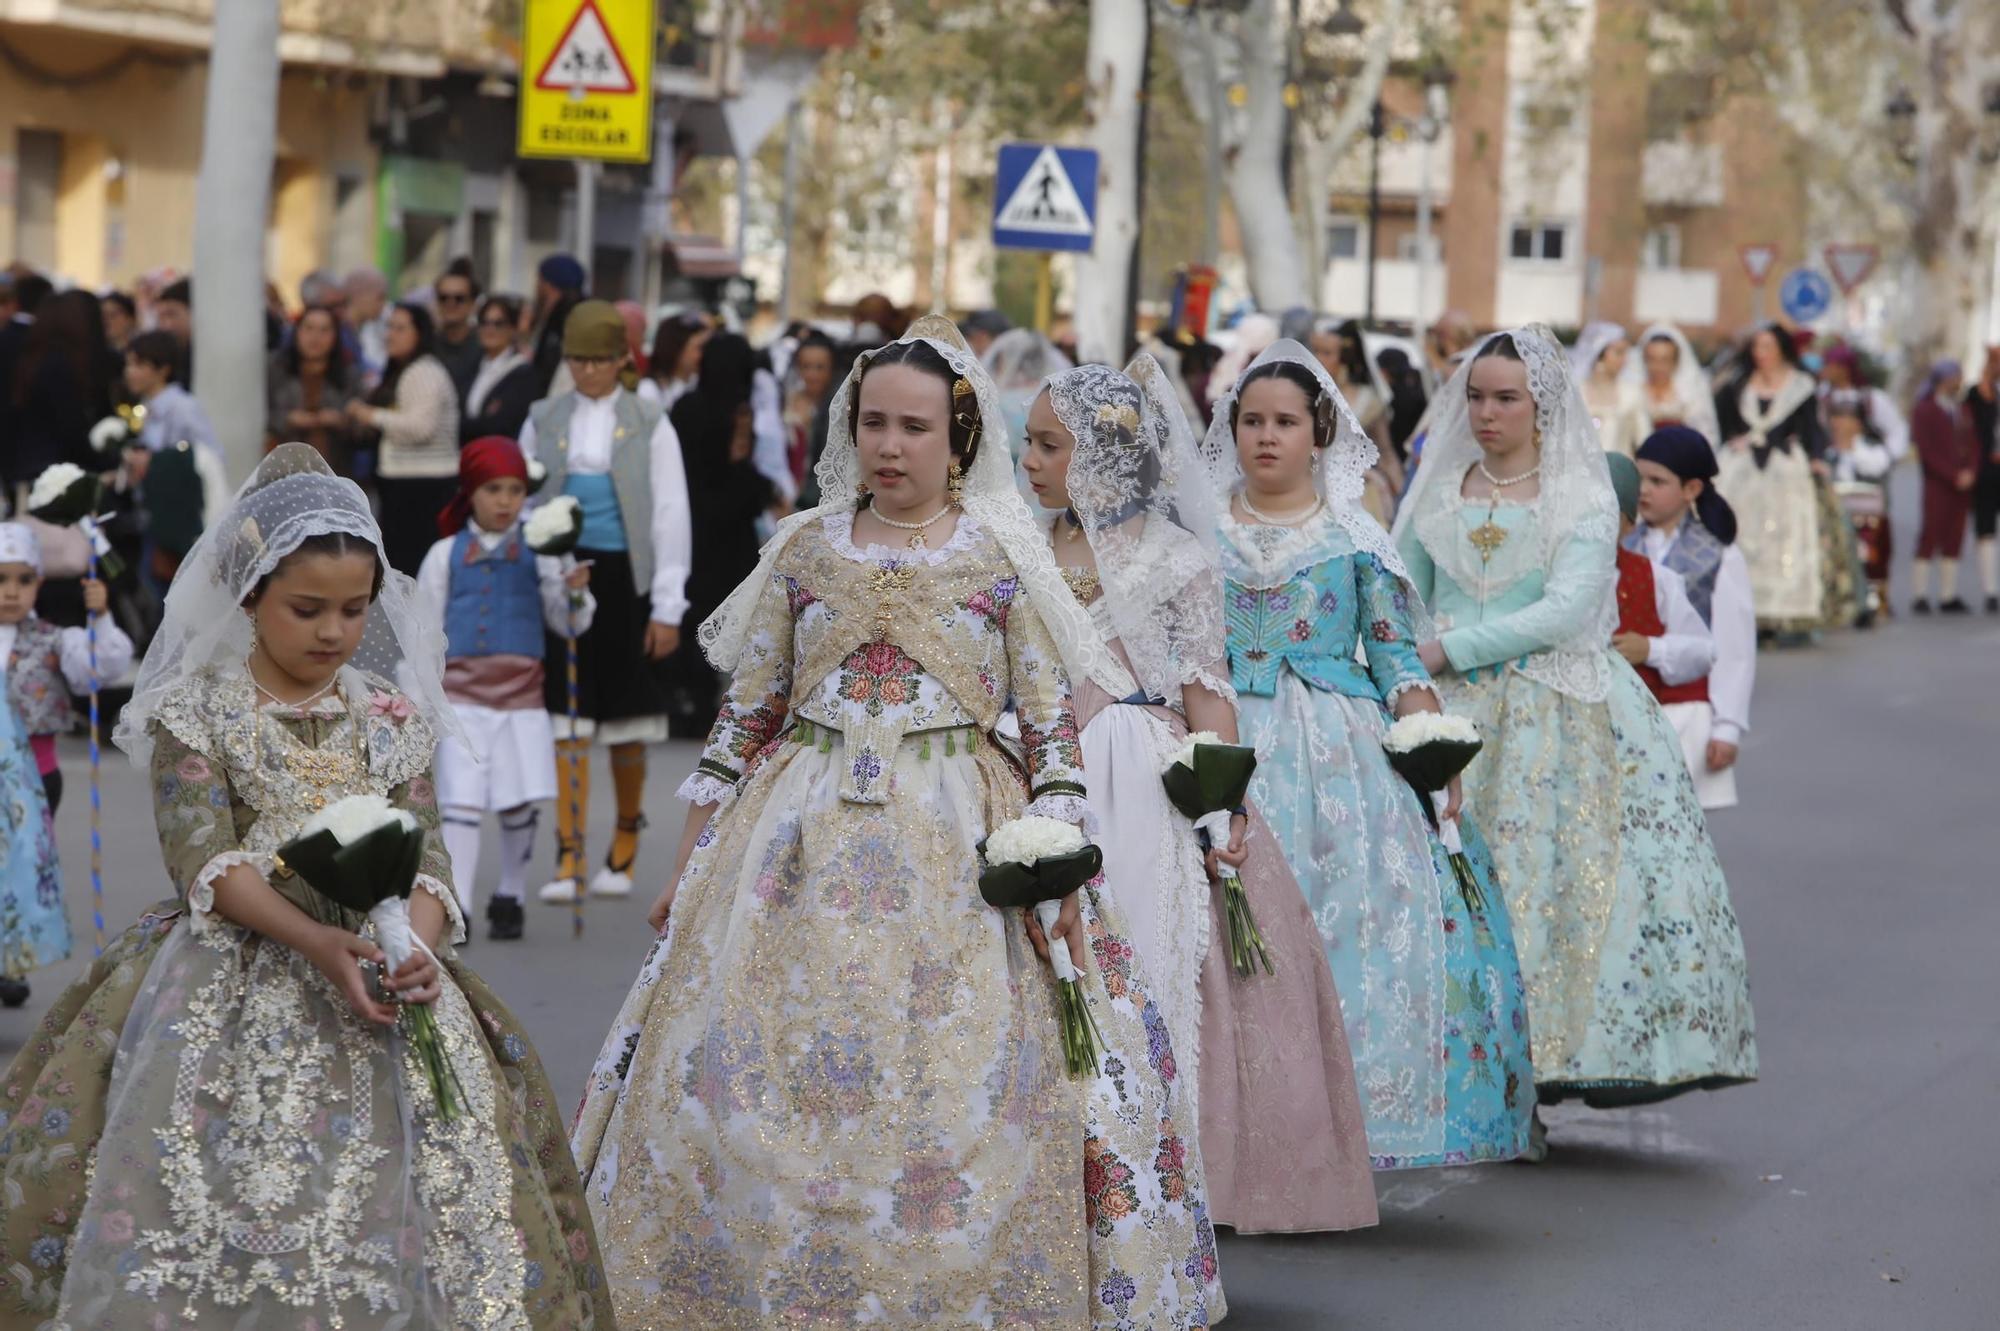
top-left (1400, 500), bottom-right (1617, 686)
top-left (690, 512), bottom-right (1086, 808)
top-left (149, 665), bottom-right (461, 940)
top-left (1218, 512), bottom-right (1432, 705)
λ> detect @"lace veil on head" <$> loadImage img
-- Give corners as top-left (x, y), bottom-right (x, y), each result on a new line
top-left (1391, 324), bottom-right (1621, 702)
top-left (114, 443), bottom-right (461, 764)
top-left (1199, 338), bottom-right (1416, 589)
top-left (1040, 355), bottom-right (1227, 705)
top-left (1621, 322), bottom-right (1722, 447)
top-left (1569, 320), bottom-right (1629, 383)
top-left (697, 315), bottom-right (1115, 696)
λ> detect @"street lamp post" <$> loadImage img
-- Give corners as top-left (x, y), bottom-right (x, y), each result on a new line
top-left (1412, 70), bottom-right (1450, 335)
top-left (1364, 99), bottom-right (1384, 323)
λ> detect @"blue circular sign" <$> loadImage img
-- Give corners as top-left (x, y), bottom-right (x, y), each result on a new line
top-left (1780, 268), bottom-right (1834, 323)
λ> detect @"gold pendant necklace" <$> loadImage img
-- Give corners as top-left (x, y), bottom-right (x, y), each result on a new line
top-left (1468, 458), bottom-right (1540, 563)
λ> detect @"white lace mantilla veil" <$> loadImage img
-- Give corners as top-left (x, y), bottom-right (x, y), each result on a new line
top-left (1390, 324), bottom-right (1622, 703)
top-left (696, 314), bottom-right (1116, 699)
top-left (1200, 338), bottom-right (1427, 617)
top-left (1039, 354), bottom-right (1230, 707)
top-left (113, 442), bottom-right (464, 763)
top-left (1622, 322), bottom-right (1722, 448)
top-left (1568, 320), bottom-right (1628, 384)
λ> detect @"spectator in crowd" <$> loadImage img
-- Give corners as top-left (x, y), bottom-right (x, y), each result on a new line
top-left (528, 252), bottom-right (587, 398)
top-left (661, 331), bottom-right (773, 737)
top-left (153, 279), bottom-right (192, 344)
top-left (783, 328), bottom-right (836, 496)
top-left (641, 310), bottom-right (711, 411)
top-left (850, 291), bottom-right (905, 342)
top-left (6, 289), bottom-right (113, 495)
top-left (347, 301), bottom-right (461, 574)
top-left (432, 259), bottom-right (485, 402)
top-left (344, 266), bottom-right (391, 388)
top-left (101, 291), bottom-right (137, 354)
top-left (152, 278), bottom-right (193, 386)
top-left (461, 293), bottom-right (538, 444)
top-left (122, 329), bottom-right (228, 587)
top-left (962, 308), bottom-right (1012, 360)
top-left (265, 303), bottom-right (357, 470)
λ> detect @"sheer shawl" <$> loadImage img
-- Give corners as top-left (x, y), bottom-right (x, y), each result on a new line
top-left (1391, 325), bottom-right (1621, 703)
top-left (1041, 355), bottom-right (1229, 707)
top-left (113, 442), bottom-right (462, 763)
top-left (696, 315), bottom-right (1116, 700)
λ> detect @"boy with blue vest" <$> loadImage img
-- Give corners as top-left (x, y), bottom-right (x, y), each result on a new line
top-left (518, 301), bottom-right (693, 904)
top-left (416, 436), bottom-right (595, 939)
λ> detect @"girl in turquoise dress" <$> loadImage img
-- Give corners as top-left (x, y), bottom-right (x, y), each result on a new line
top-left (1391, 326), bottom-right (1757, 1121)
top-left (1204, 340), bottom-right (1534, 1169)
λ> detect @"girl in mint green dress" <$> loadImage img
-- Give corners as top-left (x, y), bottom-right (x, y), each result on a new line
top-left (1392, 326), bottom-right (1757, 1117)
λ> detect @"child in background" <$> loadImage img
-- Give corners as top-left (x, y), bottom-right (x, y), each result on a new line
top-left (416, 437), bottom-right (593, 940)
top-left (1624, 428), bottom-right (1758, 809)
top-left (0, 522), bottom-right (135, 813)
top-left (0, 522), bottom-right (120, 1006)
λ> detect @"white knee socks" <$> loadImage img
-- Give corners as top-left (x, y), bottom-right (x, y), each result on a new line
top-left (441, 810), bottom-right (483, 916)
top-left (1980, 538), bottom-right (1998, 596)
top-left (496, 807), bottom-right (538, 902)
top-left (1942, 558), bottom-right (1961, 600)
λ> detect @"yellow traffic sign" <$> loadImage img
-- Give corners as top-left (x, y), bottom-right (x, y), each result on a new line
top-left (517, 0), bottom-right (656, 163)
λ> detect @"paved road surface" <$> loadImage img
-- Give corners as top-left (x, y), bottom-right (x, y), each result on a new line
top-left (7, 472), bottom-right (1994, 1328)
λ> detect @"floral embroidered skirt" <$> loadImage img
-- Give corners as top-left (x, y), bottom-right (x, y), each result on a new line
top-left (569, 728), bottom-right (1222, 1330)
top-left (1446, 658), bottom-right (1759, 1106)
top-left (1720, 446), bottom-right (1824, 631)
top-left (0, 701), bottom-right (68, 980)
top-left (1239, 674), bottom-right (1534, 1168)
top-left (0, 909), bottom-right (611, 1328)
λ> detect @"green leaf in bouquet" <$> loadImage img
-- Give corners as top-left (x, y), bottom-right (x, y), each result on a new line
top-left (329, 822), bottom-right (428, 908)
top-left (975, 843), bottom-right (1103, 910)
top-left (273, 827), bottom-right (346, 900)
top-left (1162, 742), bottom-right (1258, 820)
top-left (1384, 736), bottom-right (1483, 799)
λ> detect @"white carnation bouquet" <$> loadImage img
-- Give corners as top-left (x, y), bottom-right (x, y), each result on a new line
top-left (89, 403), bottom-right (145, 455)
top-left (524, 494), bottom-right (584, 556)
top-left (978, 814), bottom-right (1105, 1076)
top-left (1381, 712), bottom-right (1485, 909)
top-left (276, 793), bottom-right (465, 1116)
top-left (28, 462), bottom-right (125, 580)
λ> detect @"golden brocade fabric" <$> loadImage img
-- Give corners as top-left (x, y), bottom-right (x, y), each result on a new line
top-left (575, 516), bottom-right (1221, 1329)
top-left (0, 667), bottom-right (609, 1329)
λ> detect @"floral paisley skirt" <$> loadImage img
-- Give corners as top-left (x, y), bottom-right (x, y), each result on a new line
top-left (569, 727), bottom-right (1223, 1330)
top-left (1447, 658), bottom-right (1759, 1105)
top-left (0, 907), bottom-right (610, 1329)
top-left (1239, 675), bottom-right (1534, 1169)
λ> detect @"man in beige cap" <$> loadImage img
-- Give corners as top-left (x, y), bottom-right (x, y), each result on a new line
top-left (519, 300), bottom-right (693, 905)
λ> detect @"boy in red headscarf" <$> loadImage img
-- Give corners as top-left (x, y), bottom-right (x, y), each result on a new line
top-left (415, 436), bottom-right (594, 940)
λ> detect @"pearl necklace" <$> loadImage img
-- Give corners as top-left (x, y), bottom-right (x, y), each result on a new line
top-left (1476, 458), bottom-right (1541, 489)
top-left (251, 663), bottom-right (340, 711)
top-left (1239, 493), bottom-right (1323, 527)
top-left (869, 502), bottom-right (957, 549)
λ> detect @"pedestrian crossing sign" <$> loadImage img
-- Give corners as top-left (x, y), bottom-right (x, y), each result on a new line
top-left (517, 0), bottom-right (655, 163)
top-left (992, 144), bottom-right (1098, 254)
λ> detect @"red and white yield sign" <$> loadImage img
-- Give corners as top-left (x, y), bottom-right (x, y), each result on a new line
top-left (1739, 244), bottom-right (1779, 286)
top-left (1824, 244), bottom-right (1881, 296)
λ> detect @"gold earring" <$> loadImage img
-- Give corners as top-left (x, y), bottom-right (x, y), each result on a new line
top-left (856, 479), bottom-right (870, 499)
top-left (947, 459), bottom-right (965, 504)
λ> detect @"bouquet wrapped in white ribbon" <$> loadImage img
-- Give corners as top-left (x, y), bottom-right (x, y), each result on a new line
top-left (1381, 712), bottom-right (1485, 910)
top-left (978, 815), bottom-right (1105, 1076)
top-left (275, 794), bottom-right (465, 1117)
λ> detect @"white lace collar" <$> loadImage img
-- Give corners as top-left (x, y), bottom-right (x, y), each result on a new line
top-left (821, 508), bottom-right (985, 566)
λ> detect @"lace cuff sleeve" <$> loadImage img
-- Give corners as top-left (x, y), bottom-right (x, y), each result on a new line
top-left (184, 850), bottom-right (273, 936)
top-left (676, 771), bottom-right (739, 808)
